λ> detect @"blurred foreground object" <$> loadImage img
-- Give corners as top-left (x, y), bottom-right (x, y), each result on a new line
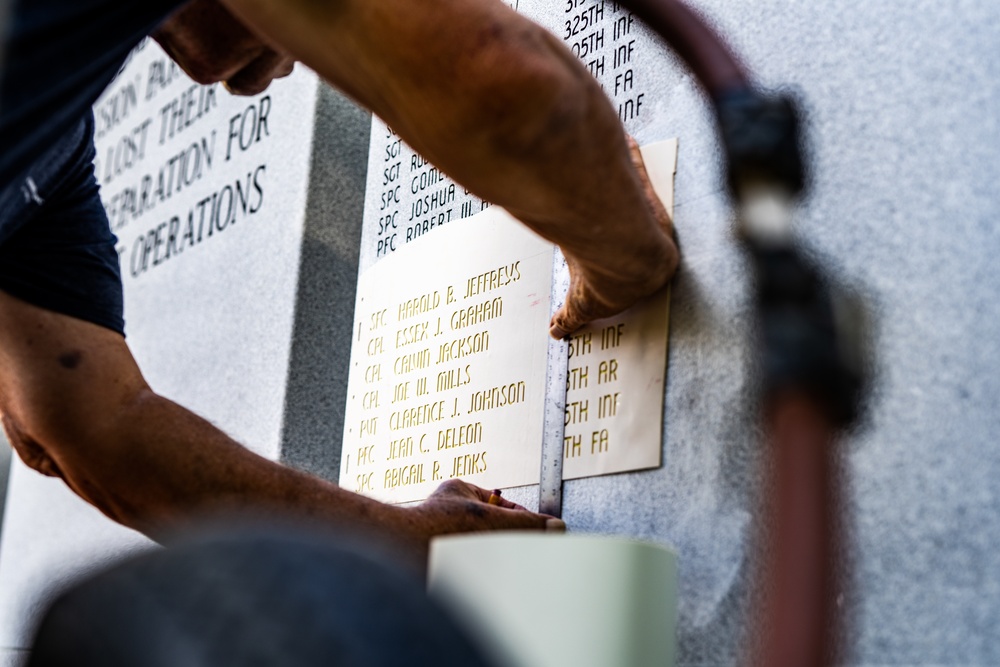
top-left (429, 534), bottom-right (678, 667)
top-left (559, 0), bottom-right (863, 664)
top-left (29, 531), bottom-right (496, 667)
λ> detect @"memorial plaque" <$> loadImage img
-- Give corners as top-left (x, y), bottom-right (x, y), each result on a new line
top-left (342, 209), bottom-right (553, 502)
top-left (562, 141), bottom-right (675, 480)
top-left (354, 0), bottom-right (678, 501)
top-left (345, 140), bottom-right (676, 501)
top-left (561, 298), bottom-right (669, 479)
top-left (358, 0), bottom-right (670, 271)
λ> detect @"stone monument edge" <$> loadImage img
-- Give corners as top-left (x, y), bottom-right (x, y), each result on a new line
top-left (277, 81), bottom-right (372, 481)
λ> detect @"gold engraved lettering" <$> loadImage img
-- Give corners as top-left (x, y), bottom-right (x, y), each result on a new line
top-left (568, 332), bottom-right (592, 358)
top-left (437, 421), bottom-right (484, 450)
top-left (383, 463), bottom-right (427, 489)
top-left (435, 330), bottom-right (490, 364)
top-left (565, 399), bottom-right (589, 425)
top-left (436, 364), bottom-right (472, 392)
top-left (600, 323), bottom-right (625, 350)
top-left (393, 348), bottom-right (431, 375)
top-left (369, 309), bottom-right (388, 331)
top-left (387, 437), bottom-right (414, 461)
top-left (598, 392), bottom-right (620, 418)
top-left (463, 261), bottom-right (522, 299)
top-left (564, 434), bottom-right (582, 458)
top-left (355, 472), bottom-right (374, 493)
top-left (364, 364), bottom-right (382, 384)
top-left (468, 380), bottom-right (527, 413)
top-left (359, 417), bottom-right (377, 439)
top-left (450, 451), bottom-right (488, 477)
top-left (450, 296), bottom-right (503, 330)
top-left (567, 365), bottom-right (589, 390)
top-left (389, 400), bottom-right (446, 431)
top-left (598, 359), bottom-right (619, 384)
top-left (397, 291), bottom-right (441, 320)
top-left (356, 444), bottom-right (376, 466)
top-left (392, 381), bottom-right (409, 403)
top-left (591, 429), bottom-right (609, 454)
top-left (394, 322), bottom-right (428, 348)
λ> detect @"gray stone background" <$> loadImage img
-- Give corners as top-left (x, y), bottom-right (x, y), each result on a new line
top-left (554, 1), bottom-right (1000, 664)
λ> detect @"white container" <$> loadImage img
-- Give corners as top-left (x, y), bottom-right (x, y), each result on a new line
top-left (428, 533), bottom-right (678, 667)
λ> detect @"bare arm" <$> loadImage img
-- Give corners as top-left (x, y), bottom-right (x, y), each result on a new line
top-left (219, 0), bottom-right (678, 336)
top-left (0, 293), bottom-right (554, 558)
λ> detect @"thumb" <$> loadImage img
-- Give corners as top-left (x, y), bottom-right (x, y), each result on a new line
top-left (549, 304), bottom-right (577, 339)
top-left (549, 296), bottom-right (588, 339)
top-left (550, 268), bottom-right (606, 338)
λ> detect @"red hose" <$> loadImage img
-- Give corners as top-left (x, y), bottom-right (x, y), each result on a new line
top-left (752, 393), bottom-right (841, 667)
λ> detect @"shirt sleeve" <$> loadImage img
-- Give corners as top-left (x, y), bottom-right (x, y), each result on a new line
top-left (0, 114), bottom-right (125, 336)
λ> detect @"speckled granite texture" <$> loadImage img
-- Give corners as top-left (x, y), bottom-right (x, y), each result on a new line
top-left (548, 1), bottom-right (1000, 664)
top-left (355, 1), bottom-right (998, 663)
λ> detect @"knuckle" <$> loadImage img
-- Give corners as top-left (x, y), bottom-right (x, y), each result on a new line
top-left (436, 478), bottom-right (465, 495)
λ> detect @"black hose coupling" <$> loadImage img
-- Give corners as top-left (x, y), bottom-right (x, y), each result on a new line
top-left (715, 89), bottom-right (807, 200)
top-left (751, 243), bottom-right (865, 427)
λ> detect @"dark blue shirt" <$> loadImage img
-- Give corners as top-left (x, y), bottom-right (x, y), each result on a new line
top-left (0, 0), bottom-right (182, 334)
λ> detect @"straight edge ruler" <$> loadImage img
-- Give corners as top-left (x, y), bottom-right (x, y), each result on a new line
top-left (538, 249), bottom-right (570, 518)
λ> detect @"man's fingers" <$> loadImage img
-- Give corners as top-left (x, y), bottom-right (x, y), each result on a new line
top-left (492, 494), bottom-right (527, 511)
top-left (549, 303), bottom-right (581, 340)
top-left (549, 273), bottom-right (603, 339)
top-left (428, 480), bottom-right (552, 524)
top-left (224, 51), bottom-right (295, 96)
top-left (625, 135), bottom-right (675, 239)
top-left (546, 518), bottom-right (567, 532)
top-left (470, 484), bottom-right (528, 511)
top-left (547, 137), bottom-right (678, 340)
top-left (504, 499), bottom-right (528, 511)
top-left (494, 507), bottom-right (565, 532)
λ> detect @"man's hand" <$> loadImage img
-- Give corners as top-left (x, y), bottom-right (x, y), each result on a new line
top-left (398, 480), bottom-right (564, 546)
top-left (0, 293), bottom-right (557, 556)
top-left (153, 0), bottom-right (294, 96)
top-left (549, 136), bottom-right (678, 339)
top-left (220, 0), bottom-right (678, 337)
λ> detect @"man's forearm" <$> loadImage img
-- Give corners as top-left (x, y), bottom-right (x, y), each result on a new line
top-left (51, 388), bottom-right (395, 540)
top-left (43, 387), bottom-right (552, 555)
top-left (0, 285), bottom-right (554, 559)
top-left (222, 0), bottom-right (672, 283)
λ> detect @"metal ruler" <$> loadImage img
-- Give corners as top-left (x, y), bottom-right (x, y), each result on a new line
top-left (538, 253), bottom-right (571, 518)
